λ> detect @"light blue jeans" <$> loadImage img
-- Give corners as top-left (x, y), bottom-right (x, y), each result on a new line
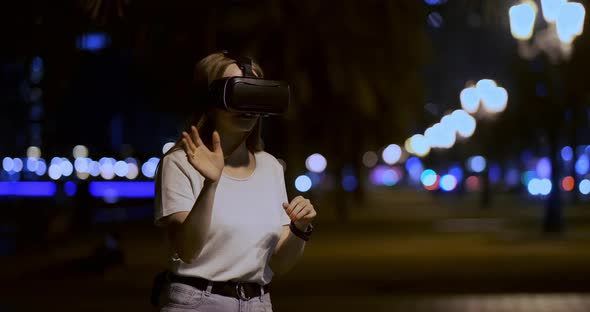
top-left (158, 281), bottom-right (273, 312)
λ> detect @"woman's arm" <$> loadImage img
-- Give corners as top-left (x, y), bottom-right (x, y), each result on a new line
top-left (160, 180), bottom-right (218, 264)
top-left (270, 196), bottom-right (316, 274)
top-left (269, 223), bottom-right (307, 274)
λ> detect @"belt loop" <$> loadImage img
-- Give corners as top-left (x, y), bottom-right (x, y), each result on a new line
top-left (205, 282), bottom-right (213, 296)
top-left (259, 285), bottom-right (264, 301)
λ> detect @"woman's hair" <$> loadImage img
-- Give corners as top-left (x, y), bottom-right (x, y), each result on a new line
top-left (163, 51), bottom-right (265, 158)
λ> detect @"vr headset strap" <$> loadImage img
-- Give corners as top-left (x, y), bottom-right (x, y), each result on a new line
top-left (224, 52), bottom-right (256, 78)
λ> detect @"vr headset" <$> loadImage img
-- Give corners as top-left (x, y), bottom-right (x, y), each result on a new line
top-left (202, 52), bottom-right (290, 116)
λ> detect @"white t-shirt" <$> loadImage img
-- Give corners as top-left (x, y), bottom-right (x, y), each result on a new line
top-left (154, 149), bottom-right (291, 285)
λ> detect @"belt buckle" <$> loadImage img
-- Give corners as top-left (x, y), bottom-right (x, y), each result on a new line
top-left (236, 282), bottom-right (250, 300)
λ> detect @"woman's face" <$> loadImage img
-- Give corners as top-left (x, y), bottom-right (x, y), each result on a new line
top-left (209, 64), bottom-right (259, 133)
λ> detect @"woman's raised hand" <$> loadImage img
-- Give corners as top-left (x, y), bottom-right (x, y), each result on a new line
top-left (182, 126), bottom-right (224, 182)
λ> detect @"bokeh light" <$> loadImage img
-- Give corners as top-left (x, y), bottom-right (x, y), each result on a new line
top-left (421, 169), bottom-right (437, 187)
top-left (73, 145), bottom-right (89, 159)
top-left (521, 170), bottom-right (536, 186)
top-left (382, 169), bottom-right (401, 186)
top-left (12, 158), bottom-right (24, 173)
top-left (342, 175), bottom-right (358, 192)
top-left (126, 163), bottom-right (139, 180)
top-left (440, 174), bottom-right (458, 191)
top-left (561, 146), bottom-right (574, 161)
top-left (448, 165), bottom-right (464, 182)
top-left (489, 164), bottom-right (502, 184)
top-left (114, 161), bottom-right (129, 177)
top-left (555, 2), bottom-right (586, 44)
top-left (382, 145), bottom-right (402, 165)
top-left (48, 164), bottom-right (62, 180)
top-left (460, 87), bottom-right (480, 113)
top-left (405, 157), bottom-right (424, 182)
top-left (528, 178), bottom-right (552, 196)
top-left (427, 12), bottom-right (444, 28)
top-left (305, 153), bottom-right (327, 173)
top-left (425, 123), bottom-right (456, 149)
top-left (74, 158), bottom-right (90, 173)
top-left (362, 151), bottom-right (379, 168)
top-left (35, 159), bottom-right (47, 176)
top-left (536, 157), bottom-right (551, 179)
top-left (162, 142), bottom-right (175, 155)
top-left (27, 146), bottom-right (41, 158)
top-left (295, 175), bottom-right (312, 192)
top-left (509, 1), bottom-right (538, 40)
top-left (409, 134), bottom-right (431, 157)
top-left (466, 176), bottom-right (480, 191)
top-left (26, 158), bottom-right (39, 172)
top-left (451, 109), bottom-right (477, 138)
top-left (467, 156), bottom-right (487, 173)
top-left (561, 176), bottom-right (575, 191)
top-left (541, 0), bottom-right (567, 23)
top-left (505, 168), bottom-right (520, 186)
top-left (579, 179), bottom-right (590, 195)
top-left (2, 157), bottom-right (14, 172)
top-left (575, 154), bottom-right (589, 175)
top-left (60, 159), bottom-right (73, 177)
top-left (64, 181), bottom-right (77, 196)
top-left (477, 80), bottom-right (508, 114)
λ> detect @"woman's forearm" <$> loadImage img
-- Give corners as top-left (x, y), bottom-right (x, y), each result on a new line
top-left (270, 230), bottom-right (306, 274)
top-left (174, 180), bottom-right (218, 263)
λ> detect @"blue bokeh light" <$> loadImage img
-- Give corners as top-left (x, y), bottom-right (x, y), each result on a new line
top-left (295, 175), bottom-right (312, 192)
top-left (536, 157), bottom-right (551, 179)
top-left (77, 33), bottom-right (111, 52)
top-left (89, 181), bottom-right (155, 199)
top-left (505, 168), bottom-right (520, 186)
top-left (405, 157), bottom-right (424, 182)
top-left (468, 156), bottom-right (487, 173)
top-left (527, 178), bottom-right (552, 196)
top-left (64, 181), bottom-right (77, 197)
top-left (561, 146), bottom-right (574, 161)
top-left (0, 182), bottom-right (57, 197)
top-left (440, 174), bottom-right (458, 191)
top-left (489, 164), bottom-right (502, 184)
top-left (342, 175), bottom-right (358, 192)
top-left (575, 155), bottom-right (589, 175)
top-left (427, 12), bottom-right (444, 28)
top-left (448, 165), bottom-right (464, 182)
top-left (421, 169), bottom-right (437, 186)
top-left (382, 169), bottom-right (401, 186)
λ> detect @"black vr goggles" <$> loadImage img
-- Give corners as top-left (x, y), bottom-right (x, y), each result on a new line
top-left (202, 53), bottom-right (290, 116)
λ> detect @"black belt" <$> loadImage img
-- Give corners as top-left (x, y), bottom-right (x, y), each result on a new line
top-left (168, 273), bottom-right (270, 301)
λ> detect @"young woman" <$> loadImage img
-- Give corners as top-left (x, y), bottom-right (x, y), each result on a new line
top-left (154, 52), bottom-right (317, 312)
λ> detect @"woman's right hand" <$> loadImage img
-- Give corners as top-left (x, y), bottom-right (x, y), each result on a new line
top-left (182, 126), bottom-right (224, 183)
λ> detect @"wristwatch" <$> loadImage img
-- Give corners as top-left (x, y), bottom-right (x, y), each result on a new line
top-left (289, 221), bottom-right (314, 241)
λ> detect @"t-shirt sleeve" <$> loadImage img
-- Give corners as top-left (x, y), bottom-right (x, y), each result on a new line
top-left (154, 154), bottom-right (201, 226)
top-left (276, 162), bottom-right (291, 226)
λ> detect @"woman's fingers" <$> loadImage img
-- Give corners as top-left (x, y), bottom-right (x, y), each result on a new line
top-left (182, 132), bottom-right (198, 153)
top-left (191, 126), bottom-right (204, 146)
top-left (212, 131), bottom-right (222, 154)
top-left (288, 198), bottom-right (309, 220)
top-left (285, 196), bottom-right (305, 216)
top-left (297, 207), bottom-right (316, 222)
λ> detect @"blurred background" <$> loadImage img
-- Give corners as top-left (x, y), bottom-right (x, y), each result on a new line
top-left (2, 0), bottom-right (590, 311)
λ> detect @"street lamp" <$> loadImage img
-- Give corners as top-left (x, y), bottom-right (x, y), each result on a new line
top-left (508, 0), bottom-right (586, 233)
top-left (509, 0), bottom-right (585, 63)
top-left (460, 79), bottom-right (509, 208)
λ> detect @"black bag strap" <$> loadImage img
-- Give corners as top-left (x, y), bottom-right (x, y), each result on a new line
top-left (223, 52), bottom-right (256, 78)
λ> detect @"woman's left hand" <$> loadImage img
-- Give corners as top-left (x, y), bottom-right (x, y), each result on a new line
top-left (283, 196), bottom-right (317, 231)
